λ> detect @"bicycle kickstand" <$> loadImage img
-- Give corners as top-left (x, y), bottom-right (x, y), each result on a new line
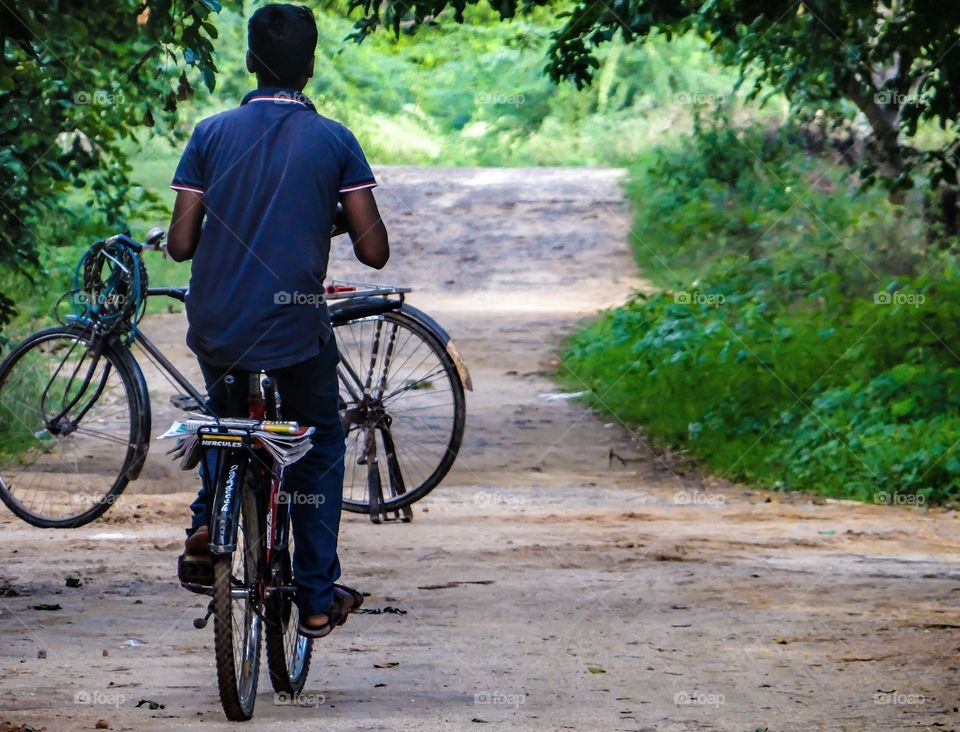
top-left (367, 458), bottom-right (412, 524)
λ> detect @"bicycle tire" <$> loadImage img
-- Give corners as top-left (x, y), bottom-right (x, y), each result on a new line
top-left (213, 483), bottom-right (263, 721)
top-left (265, 522), bottom-right (313, 694)
top-left (0, 325), bottom-right (150, 528)
top-left (336, 310), bottom-right (465, 513)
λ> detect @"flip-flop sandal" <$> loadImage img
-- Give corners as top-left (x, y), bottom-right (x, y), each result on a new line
top-left (333, 583), bottom-right (364, 624)
top-left (297, 591), bottom-right (350, 639)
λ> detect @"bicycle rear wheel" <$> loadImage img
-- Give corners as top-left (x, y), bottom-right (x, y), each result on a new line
top-left (335, 310), bottom-right (465, 513)
top-left (265, 511), bottom-right (313, 695)
top-left (0, 325), bottom-right (149, 527)
top-left (213, 483), bottom-right (263, 721)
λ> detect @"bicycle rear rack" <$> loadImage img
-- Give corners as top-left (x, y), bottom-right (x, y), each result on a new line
top-left (323, 280), bottom-right (411, 300)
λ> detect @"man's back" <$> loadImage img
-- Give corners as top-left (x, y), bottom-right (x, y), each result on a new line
top-left (171, 89), bottom-right (376, 371)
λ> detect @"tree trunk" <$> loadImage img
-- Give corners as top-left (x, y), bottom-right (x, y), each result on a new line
top-left (844, 78), bottom-right (907, 203)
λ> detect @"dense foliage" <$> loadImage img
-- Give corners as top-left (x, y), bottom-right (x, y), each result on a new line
top-left (193, 7), bottom-right (739, 167)
top-left (0, 0), bottom-right (220, 329)
top-left (564, 115), bottom-right (960, 504)
top-left (353, 0), bottom-right (960, 194)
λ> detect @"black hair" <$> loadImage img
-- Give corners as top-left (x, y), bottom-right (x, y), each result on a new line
top-left (248, 4), bottom-right (318, 87)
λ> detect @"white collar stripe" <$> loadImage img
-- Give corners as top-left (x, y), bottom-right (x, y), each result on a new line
top-left (247, 96), bottom-right (307, 106)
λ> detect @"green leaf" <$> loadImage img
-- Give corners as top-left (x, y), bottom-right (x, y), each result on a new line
top-left (890, 364), bottom-right (921, 383)
top-left (201, 65), bottom-right (216, 92)
top-left (891, 398), bottom-right (916, 417)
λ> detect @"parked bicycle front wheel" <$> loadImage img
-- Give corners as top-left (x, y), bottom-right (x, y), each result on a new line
top-left (0, 325), bottom-right (149, 528)
top-left (335, 310), bottom-right (465, 513)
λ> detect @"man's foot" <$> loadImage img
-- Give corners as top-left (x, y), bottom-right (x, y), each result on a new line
top-left (184, 525), bottom-right (210, 553)
top-left (298, 585), bottom-right (363, 638)
top-left (177, 525), bottom-right (213, 587)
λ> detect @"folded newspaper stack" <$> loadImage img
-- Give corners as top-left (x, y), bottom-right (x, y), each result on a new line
top-left (159, 418), bottom-right (315, 470)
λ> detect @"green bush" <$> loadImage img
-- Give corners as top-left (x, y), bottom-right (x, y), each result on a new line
top-left (566, 115), bottom-right (960, 505)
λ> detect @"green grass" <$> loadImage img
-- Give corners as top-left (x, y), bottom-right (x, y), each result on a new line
top-left (563, 115), bottom-right (960, 505)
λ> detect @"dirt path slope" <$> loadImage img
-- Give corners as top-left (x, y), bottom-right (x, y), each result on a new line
top-left (1, 166), bottom-right (959, 732)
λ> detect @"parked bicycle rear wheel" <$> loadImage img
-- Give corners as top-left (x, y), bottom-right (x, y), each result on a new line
top-left (0, 325), bottom-right (149, 528)
top-left (335, 310), bottom-right (465, 513)
top-left (213, 484), bottom-right (263, 721)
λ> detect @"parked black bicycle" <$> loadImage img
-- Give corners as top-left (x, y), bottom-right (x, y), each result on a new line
top-left (0, 228), bottom-right (470, 528)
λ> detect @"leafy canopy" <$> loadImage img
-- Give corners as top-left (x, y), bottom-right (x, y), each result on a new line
top-left (0, 0), bottom-right (220, 328)
top-left (348, 0), bottom-right (960, 187)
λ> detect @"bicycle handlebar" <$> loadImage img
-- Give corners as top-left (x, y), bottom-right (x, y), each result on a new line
top-left (147, 287), bottom-right (186, 302)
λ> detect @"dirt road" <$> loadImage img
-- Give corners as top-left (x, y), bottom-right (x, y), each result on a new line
top-left (2, 167), bottom-right (959, 731)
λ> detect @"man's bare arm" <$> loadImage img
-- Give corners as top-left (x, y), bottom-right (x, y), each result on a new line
top-left (167, 190), bottom-right (205, 262)
top-left (340, 188), bottom-right (389, 269)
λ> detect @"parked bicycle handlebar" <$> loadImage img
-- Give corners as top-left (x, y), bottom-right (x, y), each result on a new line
top-left (147, 287), bottom-right (186, 302)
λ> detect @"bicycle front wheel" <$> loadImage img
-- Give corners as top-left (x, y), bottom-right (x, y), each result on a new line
top-left (0, 325), bottom-right (149, 528)
top-left (213, 483), bottom-right (263, 721)
top-left (335, 310), bottom-right (465, 513)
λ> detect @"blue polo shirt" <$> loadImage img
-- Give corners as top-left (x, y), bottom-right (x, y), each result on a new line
top-left (171, 87), bottom-right (376, 371)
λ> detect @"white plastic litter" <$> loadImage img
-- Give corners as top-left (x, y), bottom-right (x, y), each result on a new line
top-left (539, 391), bottom-right (588, 401)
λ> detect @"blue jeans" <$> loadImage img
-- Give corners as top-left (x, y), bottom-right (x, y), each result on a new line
top-left (188, 336), bottom-right (346, 616)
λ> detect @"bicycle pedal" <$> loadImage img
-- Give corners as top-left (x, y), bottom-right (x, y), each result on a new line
top-left (192, 600), bottom-right (214, 628)
top-left (170, 393), bottom-right (203, 412)
top-left (181, 581), bottom-right (213, 596)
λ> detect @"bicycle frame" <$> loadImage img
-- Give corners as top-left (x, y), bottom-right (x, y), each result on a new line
top-left (138, 285), bottom-right (471, 413)
top-left (133, 328), bottom-right (209, 413)
top-left (134, 286), bottom-right (420, 418)
top-left (134, 288), bottom-right (211, 415)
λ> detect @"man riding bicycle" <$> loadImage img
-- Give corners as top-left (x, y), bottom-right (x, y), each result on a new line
top-left (165, 2), bottom-right (389, 638)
